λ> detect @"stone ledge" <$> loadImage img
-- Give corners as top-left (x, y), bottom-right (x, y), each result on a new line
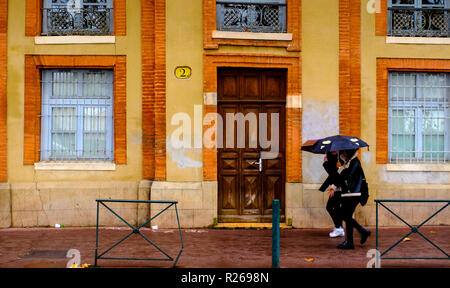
top-left (35, 36), bottom-right (116, 45)
top-left (212, 30), bottom-right (293, 41)
top-left (386, 164), bottom-right (449, 172)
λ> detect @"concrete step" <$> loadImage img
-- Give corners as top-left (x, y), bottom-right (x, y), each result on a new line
top-left (213, 223), bottom-right (292, 229)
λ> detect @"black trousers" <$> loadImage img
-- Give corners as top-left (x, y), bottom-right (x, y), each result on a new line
top-left (326, 196), bottom-right (342, 228)
top-left (340, 196), bottom-right (365, 243)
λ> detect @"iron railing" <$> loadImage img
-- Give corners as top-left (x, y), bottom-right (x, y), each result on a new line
top-left (95, 199), bottom-right (183, 267)
top-left (216, 0), bottom-right (287, 33)
top-left (42, 7), bottom-right (113, 36)
top-left (375, 199), bottom-right (449, 261)
top-left (388, 7), bottom-right (450, 37)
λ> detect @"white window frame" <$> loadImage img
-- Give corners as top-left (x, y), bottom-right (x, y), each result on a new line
top-left (388, 71), bottom-right (450, 163)
top-left (40, 69), bottom-right (114, 162)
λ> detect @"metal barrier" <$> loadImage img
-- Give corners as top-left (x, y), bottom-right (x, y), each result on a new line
top-left (375, 199), bottom-right (449, 261)
top-left (94, 199), bottom-right (183, 267)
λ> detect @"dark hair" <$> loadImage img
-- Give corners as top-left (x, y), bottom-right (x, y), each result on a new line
top-left (343, 149), bottom-right (357, 158)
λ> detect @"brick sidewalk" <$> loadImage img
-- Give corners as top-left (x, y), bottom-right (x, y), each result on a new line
top-left (0, 226), bottom-right (448, 268)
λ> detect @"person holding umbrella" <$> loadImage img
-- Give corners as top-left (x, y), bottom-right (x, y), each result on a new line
top-left (331, 149), bottom-right (371, 250)
top-left (302, 135), bottom-right (370, 249)
top-left (319, 151), bottom-right (345, 238)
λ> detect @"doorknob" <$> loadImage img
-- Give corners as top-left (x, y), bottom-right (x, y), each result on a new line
top-left (258, 157), bottom-right (262, 173)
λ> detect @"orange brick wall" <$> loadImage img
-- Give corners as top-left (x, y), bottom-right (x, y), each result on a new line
top-left (339, 0), bottom-right (361, 138)
top-left (0, 0), bottom-right (7, 181)
top-left (375, 0), bottom-right (387, 36)
top-left (23, 55), bottom-right (127, 165)
top-left (203, 0), bottom-right (301, 51)
top-left (142, 0), bottom-right (166, 181)
top-left (25, 0), bottom-right (126, 36)
top-left (376, 58), bottom-right (450, 164)
top-left (203, 53), bottom-right (302, 182)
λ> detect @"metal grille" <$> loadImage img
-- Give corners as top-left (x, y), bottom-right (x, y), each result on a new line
top-left (42, 0), bottom-right (113, 36)
top-left (388, 0), bottom-right (450, 37)
top-left (388, 72), bottom-right (450, 163)
top-left (41, 69), bottom-right (114, 161)
top-left (216, 0), bottom-right (287, 33)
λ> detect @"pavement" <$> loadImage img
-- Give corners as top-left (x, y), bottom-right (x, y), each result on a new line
top-left (0, 226), bottom-right (449, 268)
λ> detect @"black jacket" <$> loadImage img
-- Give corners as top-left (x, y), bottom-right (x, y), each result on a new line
top-left (339, 157), bottom-right (365, 195)
top-left (319, 153), bottom-right (342, 192)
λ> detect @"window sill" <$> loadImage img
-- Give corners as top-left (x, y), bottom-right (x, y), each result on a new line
top-left (35, 36), bottom-right (116, 45)
top-left (34, 161), bottom-right (116, 171)
top-left (386, 163), bottom-right (449, 172)
top-left (386, 36), bottom-right (450, 45)
top-left (212, 30), bottom-right (293, 41)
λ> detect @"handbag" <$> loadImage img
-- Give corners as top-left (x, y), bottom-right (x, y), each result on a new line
top-left (359, 178), bottom-right (369, 206)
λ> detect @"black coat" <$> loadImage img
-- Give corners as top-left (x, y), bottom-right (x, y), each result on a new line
top-left (319, 153), bottom-right (342, 192)
top-left (339, 157), bottom-right (365, 195)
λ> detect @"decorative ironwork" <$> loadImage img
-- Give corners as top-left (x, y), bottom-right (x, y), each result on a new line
top-left (216, 1), bottom-right (287, 33)
top-left (42, 7), bottom-right (113, 36)
top-left (388, 7), bottom-right (450, 37)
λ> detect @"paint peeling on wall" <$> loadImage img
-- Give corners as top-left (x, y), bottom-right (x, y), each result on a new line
top-left (166, 139), bottom-right (203, 169)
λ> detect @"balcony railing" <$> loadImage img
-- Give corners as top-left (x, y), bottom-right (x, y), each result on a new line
top-left (388, 7), bottom-right (450, 37)
top-left (216, 0), bottom-right (287, 33)
top-left (42, 7), bottom-right (113, 36)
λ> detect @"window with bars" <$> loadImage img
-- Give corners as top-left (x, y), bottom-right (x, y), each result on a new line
top-left (41, 69), bottom-right (114, 161)
top-left (42, 0), bottom-right (114, 36)
top-left (388, 0), bottom-right (450, 37)
top-left (388, 72), bottom-right (449, 163)
top-left (216, 0), bottom-right (287, 33)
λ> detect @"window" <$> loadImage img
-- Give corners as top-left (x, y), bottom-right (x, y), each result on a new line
top-left (388, 72), bottom-right (449, 163)
top-left (216, 0), bottom-right (287, 33)
top-left (41, 69), bottom-right (114, 161)
top-left (42, 0), bottom-right (114, 36)
top-left (388, 0), bottom-right (450, 37)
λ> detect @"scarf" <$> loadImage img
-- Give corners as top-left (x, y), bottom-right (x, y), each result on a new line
top-left (338, 153), bottom-right (357, 174)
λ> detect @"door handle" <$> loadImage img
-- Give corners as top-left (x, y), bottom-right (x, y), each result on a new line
top-left (248, 158), bottom-right (262, 172)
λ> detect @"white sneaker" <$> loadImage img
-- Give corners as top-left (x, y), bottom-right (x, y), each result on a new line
top-left (329, 226), bottom-right (345, 238)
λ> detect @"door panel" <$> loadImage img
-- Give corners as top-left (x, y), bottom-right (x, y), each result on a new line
top-left (241, 70), bottom-right (261, 101)
top-left (217, 68), bottom-right (286, 222)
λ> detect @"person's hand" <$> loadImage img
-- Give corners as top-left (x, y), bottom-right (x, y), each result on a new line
top-left (328, 188), bottom-right (335, 198)
top-left (324, 155), bottom-right (328, 162)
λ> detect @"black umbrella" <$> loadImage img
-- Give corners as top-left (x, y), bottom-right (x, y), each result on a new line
top-left (302, 135), bottom-right (369, 154)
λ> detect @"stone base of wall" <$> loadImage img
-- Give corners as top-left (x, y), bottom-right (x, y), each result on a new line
top-left (287, 183), bottom-right (450, 228)
top-left (0, 183), bottom-right (11, 227)
top-left (0, 181), bottom-right (447, 228)
top-left (2, 181), bottom-right (152, 228)
top-left (150, 181), bottom-right (217, 228)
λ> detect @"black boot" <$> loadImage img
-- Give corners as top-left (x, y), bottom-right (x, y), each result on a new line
top-left (337, 240), bottom-right (354, 250)
top-left (360, 229), bottom-right (371, 245)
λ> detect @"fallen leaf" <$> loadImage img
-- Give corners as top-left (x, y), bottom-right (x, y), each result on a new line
top-left (429, 231), bottom-right (437, 234)
top-left (305, 258), bottom-right (314, 263)
top-left (402, 237), bottom-right (411, 242)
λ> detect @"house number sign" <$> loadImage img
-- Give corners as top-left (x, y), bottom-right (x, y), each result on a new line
top-left (175, 66), bottom-right (192, 79)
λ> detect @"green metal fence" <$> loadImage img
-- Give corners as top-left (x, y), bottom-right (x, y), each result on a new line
top-left (375, 199), bottom-right (449, 261)
top-left (94, 199), bottom-right (183, 267)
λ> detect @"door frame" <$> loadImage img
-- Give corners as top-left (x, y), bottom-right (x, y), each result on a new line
top-left (203, 53), bottom-right (302, 223)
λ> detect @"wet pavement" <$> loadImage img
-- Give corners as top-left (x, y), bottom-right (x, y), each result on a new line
top-left (0, 226), bottom-right (448, 268)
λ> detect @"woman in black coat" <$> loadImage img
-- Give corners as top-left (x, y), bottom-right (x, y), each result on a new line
top-left (329, 149), bottom-right (371, 249)
top-left (319, 151), bottom-right (344, 237)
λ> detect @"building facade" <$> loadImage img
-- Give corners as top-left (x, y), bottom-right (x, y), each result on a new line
top-left (0, 0), bottom-right (448, 228)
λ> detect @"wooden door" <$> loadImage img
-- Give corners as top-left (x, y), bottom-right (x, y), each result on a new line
top-left (217, 68), bottom-right (286, 223)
